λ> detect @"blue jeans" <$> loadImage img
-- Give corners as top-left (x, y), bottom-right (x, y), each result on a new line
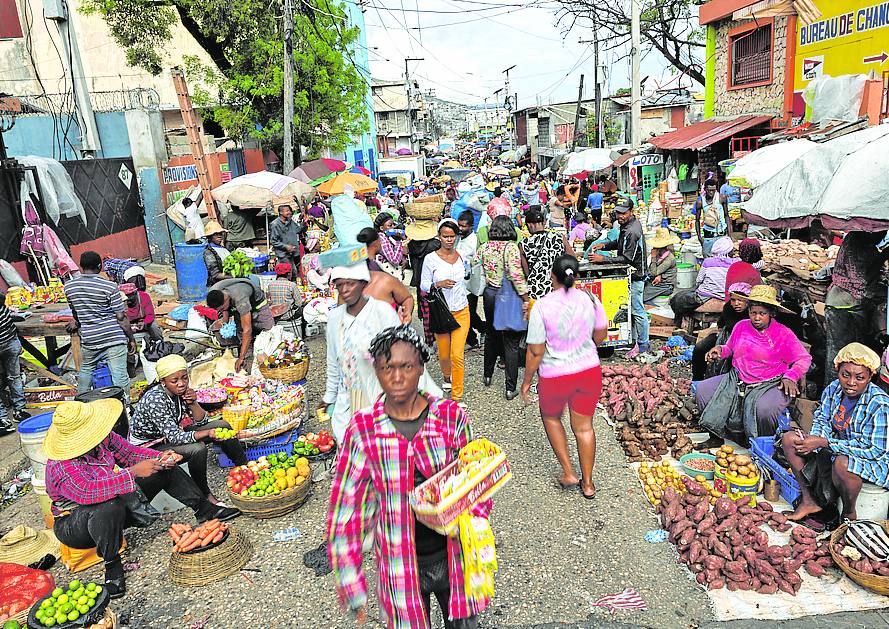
top-left (78, 344), bottom-right (130, 395)
top-left (630, 280), bottom-right (649, 348)
top-left (0, 339), bottom-right (25, 412)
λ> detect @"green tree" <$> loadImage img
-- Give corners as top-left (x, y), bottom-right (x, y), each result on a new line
top-left (81, 0), bottom-right (369, 160)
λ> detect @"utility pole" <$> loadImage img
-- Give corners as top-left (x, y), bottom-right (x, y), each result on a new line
top-left (404, 57), bottom-right (424, 152)
top-left (631, 0), bottom-right (642, 147)
top-left (494, 89), bottom-right (503, 136)
top-left (503, 64), bottom-right (516, 147)
top-left (283, 0), bottom-right (295, 173)
top-left (571, 74), bottom-right (585, 150)
top-left (579, 32), bottom-right (603, 148)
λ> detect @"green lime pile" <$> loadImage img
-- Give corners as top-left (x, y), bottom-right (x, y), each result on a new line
top-left (243, 452), bottom-right (309, 497)
top-left (214, 427), bottom-right (237, 439)
top-left (34, 580), bottom-right (102, 627)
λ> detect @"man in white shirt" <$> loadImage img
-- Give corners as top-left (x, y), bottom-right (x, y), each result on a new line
top-left (455, 210), bottom-right (484, 348)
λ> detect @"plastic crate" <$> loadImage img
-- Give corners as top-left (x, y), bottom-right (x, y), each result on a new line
top-left (214, 427), bottom-right (301, 467)
top-left (750, 436), bottom-right (801, 505)
top-left (91, 363), bottom-right (113, 388)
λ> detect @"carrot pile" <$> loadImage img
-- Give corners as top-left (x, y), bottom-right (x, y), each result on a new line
top-left (168, 520), bottom-right (227, 553)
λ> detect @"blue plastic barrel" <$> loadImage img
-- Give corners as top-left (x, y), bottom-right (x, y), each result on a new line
top-left (174, 243), bottom-right (209, 301)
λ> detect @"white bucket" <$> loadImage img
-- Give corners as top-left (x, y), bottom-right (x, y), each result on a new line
top-left (32, 477), bottom-right (54, 528)
top-left (18, 411), bottom-right (53, 481)
top-left (839, 482), bottom-right (889, 520)
top-left (676, 264), bottom-right (696, 291)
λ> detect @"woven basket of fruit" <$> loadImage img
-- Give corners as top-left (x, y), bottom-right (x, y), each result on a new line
top-left (225, 454), bottom-right (313, 519)
top-left (258, 357), bottom-right (309, 384)
top-left (168, 526), bottom-right (252, 587)
top-left (239, 406), bottom-right (305, 444)
top-left (27, 578), bottom-right (109, 628)
top-left (829, 520), bottom-right (889, 595)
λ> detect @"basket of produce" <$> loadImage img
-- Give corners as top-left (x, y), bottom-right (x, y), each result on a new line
top-left (27, 578), bottom-right (108, 628)
top-left (829, 520), bottom-right (889, 595)
top-left (258, 357), bottom-right (309, 383)
top-left (411, 439), bottom-right (511, 535)
top-left (221, 404), bottom-right (251, 432)
top-left (679, 453), bottom-right (716, 480)
top-left (225, 453), bottom-right (313, 519)
top-left (296, 431), bottom-right (336, 460)
top-left (239, 407), bottom-right (305, 444)
top-left (167, 520), bottom-right (230, 554)
top-left (712, 444), bottom-right (761, 501)
top-left (195, 387), bottom-right (228, 413)
top-left (405, 202), bottom-right (444, 220)
top-left (258, 339), bottom-right (310, 383)
top-left (168, 526), bottom-right (252, 587)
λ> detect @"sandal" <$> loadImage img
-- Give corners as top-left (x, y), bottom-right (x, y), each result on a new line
top-left (581, 483), bottom-right (597, 500)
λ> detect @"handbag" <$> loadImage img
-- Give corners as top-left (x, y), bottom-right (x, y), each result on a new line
top-left (493, 273), bottom-right (528, 332)
top-left (120, 490), bottom-right (161, 528)
top-left (426, 286), bottom-right (459, 334)
top-left (467, 261), bottom-right (486, 296)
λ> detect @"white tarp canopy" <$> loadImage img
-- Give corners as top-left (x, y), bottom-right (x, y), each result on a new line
top-left (562, 148), bottom-right (614, 178)
top-left (728, 139), bottom-right (818, 189)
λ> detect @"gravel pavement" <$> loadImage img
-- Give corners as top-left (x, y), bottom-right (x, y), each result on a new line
top-left (1, 334), bottom-right (883, 628)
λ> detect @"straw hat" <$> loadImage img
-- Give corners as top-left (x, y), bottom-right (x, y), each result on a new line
top-left (747, 285), bottom-right (791, 313)
top-left (204, 220), bottom-right (227, 237)
top-left (647, 227), bottom-right (680, 249)
top-left (0, 525), bottom-right (60, 565)
top-left (405, 219), bottom-right (438, 241)
top-left (43, 399), bottom-right (123, 460)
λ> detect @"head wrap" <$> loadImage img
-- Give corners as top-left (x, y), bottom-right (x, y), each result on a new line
top-left (486, 197), bottom-right (511, 220)
top-left (274, 262), bottom-right (292, 277)
top-left (437, 218), bottom-right (459, 234)
top-left (122, 266), bottom-right (145, 281)
top-left (711, 236), bottom-right (734, 257)
top-left (330, 264), bottom-right (370, 283)
top-left (591, 184), bottom-right (599, 192)
top-left (368, 325), bottom-right (432, 364)
top-left (738, 238), bottom-right (763, 264)
top-left (834, 342), bottom-right (881, 373)
top-left (119, 282), bottom-right (137, 296)
top-left (155, 354), bottom-right (188, 381)
top-left (727, 282), bottom-right (752, 297)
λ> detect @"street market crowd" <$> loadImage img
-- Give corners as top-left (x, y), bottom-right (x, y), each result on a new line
top-left (0, 140), bottom-right (888, 628)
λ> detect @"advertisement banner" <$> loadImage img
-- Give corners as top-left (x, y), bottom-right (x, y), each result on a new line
top-left (576, 276), bottom-right (632, 347)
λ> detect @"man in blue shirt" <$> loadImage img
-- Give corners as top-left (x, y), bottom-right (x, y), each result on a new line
top-left (585, 184), bottom-right (604, 224)
top-left (720, 180), bottom-right (741, 204)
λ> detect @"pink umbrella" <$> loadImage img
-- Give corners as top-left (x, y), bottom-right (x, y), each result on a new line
top-left (350, 165), bottom-right (372, 176)
top-left (395, 148), bottom-right (412, 155)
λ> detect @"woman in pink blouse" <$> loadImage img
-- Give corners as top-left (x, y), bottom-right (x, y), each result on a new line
top-left (521, 254), bottom-right (608, 500)
top-left (696, 285), bottom-right (812, 449)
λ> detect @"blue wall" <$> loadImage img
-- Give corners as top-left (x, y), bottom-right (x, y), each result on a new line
top-left (4, 111), bottom-right (132, 160)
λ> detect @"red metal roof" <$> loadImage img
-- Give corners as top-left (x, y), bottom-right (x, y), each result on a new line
top-left (649, 115), bottom-right (772, 150)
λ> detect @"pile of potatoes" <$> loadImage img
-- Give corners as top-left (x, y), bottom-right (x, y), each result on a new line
top-left (715, 445), bottom-right (758, 481)
top-left (637, 460), bottom-right (686, 506)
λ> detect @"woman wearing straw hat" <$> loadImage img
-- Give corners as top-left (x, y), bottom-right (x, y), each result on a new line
top-left (130, 355), bottom-right (247, 502)
top-left (203, 220), bottom-right (233, 287)
top-left (642, 227), bottom-right (679, 305)
top-left (696, 285), bottom-right (812, 450)
top-left (45, 399), bottom-right (240, 597)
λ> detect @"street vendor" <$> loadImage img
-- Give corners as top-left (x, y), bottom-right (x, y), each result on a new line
top-left (782, 343), bottom-right (889, 523)
top-left (203, 220), bottom-right (233, 286)
top-left (823, 231), bottom-right (889, 384)
top-left (723, 237), bottom-right (763, 299)
top-left (696, 285), bottom-right (812, 449)
top-left (328, 325), bottom-right (490, 629)
top-left (0, 294), bottom-right (25, 429)
top-left (587, 198), bottom-right (649, 358)
top-left (222, 204), bottom-right (256, 251)
top-left (269, 203), bottom-right (305, 269)
top-left (694, 179), bottom-right (730, 256)
top-left (691, 283), bottom-right (751, 381)
top-left (669, 236), bottom-right (737, 319)
top-left (643, 227), bottom-right (679, 305)
top-left (206, 277), bottom-right (275, 372)
top-left (120, 282), bottom-right (162, 341)
top-left (266, 262), bottom-right (303, 323)
top-left (45, 399), bottom-right (240, 598)
top-left (130, 354), bottom-right (248, 502)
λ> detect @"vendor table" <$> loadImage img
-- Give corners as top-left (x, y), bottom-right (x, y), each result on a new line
top-left (13, 302), bottom-right (81, 370)
top-left (577, 262), bottom-right (633, 349)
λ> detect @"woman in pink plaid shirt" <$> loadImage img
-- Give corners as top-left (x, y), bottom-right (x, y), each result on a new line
top-left (327, 325), bottom-right (490, 628)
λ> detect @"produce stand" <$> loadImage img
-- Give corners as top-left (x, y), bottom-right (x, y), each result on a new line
top-left (12, 302), bottom-right (81, 369)
top-left (576, 262), bottom-right (633, 349)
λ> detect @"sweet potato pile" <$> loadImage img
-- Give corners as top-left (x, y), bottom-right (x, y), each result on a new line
top-left (658, 479), bottom-right (833, 593)
top-left (601, 363), bottom-right (696, 461)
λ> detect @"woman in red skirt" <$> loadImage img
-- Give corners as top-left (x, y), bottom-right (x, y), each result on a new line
top-left (521, 254), bottom-right (608, 499)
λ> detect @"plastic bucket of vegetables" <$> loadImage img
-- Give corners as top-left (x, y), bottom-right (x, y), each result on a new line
top-left (679, 453), bottom-right (716, 480)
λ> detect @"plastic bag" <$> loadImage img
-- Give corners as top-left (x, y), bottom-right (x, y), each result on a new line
top-left (458, 514), bottom-right (498, 603)
top-left (0, 260), bottom-right (26, 288)
top-left (331, 194), bottom-right (373, 247)
top-left (803, 74), bottom-right (867, 124)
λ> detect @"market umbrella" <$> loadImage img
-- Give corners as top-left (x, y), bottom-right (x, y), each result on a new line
top-left (317, 172), bottom-right (379, 196)
top-left (287, 157), bottom-right (347, 184)
top-left (211, 171), bottom-right (315, 208)
top-left (350, 165), bottom-right (372, 176)
top-left (728, 139), bottom-right (818, 189)
top-left (488, 165), bottom-right (510, 177)
top-left (742, 125), bottom-right (889, 230)
top-left (562, 148), bottom-right (614, 178)
top-left (395, 148), bottom-right (412, 155)
top-left (499, 149), bottom-right (518, 164)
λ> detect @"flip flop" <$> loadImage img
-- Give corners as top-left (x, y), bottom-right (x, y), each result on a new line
top-left (557, 479), bottom-right (579, 490)
top-left (581, 484), bottom-right (597, 500)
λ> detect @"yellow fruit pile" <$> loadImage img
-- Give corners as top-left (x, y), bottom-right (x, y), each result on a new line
top-left (692, 474), bottom-right (724, 505)
top-left (638, 460), bottom-right (685, 506)
top-left (715, 445), bottom-right (759, 481)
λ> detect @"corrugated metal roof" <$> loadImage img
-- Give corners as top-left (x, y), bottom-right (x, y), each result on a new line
top-left (649, 115), bottom-right (772, 150)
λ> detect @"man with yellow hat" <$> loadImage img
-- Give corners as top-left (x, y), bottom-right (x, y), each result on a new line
top-left (45, 399), bottom-right (240, 598)
top-left (203, 219), bottom-right (232, 287)
top-left (643, 227), bottom-right (680, 304)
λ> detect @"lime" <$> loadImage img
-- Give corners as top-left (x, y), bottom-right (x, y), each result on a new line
top-left (44, 607), bottom-right (55, 617)
top-left (87, 598), bottom-right (95, 608)
top-left (40, 599), bottom-right (52, 609)
top-left (77, 605), bottom-right (89, 614)
top-left (69, 579), bottom-right (82, 590)
top-left (95, 586), bottom-right (103, 594)
top-left (77, 595), bottom-right (88, 605)
top-left (44, 620), bottom-right (56, 628)
top-left (60, 603), bottom-right (72, 614)
top-left (86, 582), bottom-right (97, 591)
top-left (86, 589), bottom-right (97, 599)
top-left (51, 588), bottom-right (63, 598)
top-left (56, 594), bottom-right (68, 605)
top-left (66, 611), bottom-right (79, 622)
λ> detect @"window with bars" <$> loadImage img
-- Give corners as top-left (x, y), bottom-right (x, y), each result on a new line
top-left (730, 24), bottom-right (772, 87)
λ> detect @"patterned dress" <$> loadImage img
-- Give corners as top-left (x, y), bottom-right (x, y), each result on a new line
top-left (521, 231), bottom-right (564, 299)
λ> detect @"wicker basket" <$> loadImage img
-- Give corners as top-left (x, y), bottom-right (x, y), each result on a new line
top-left (222, 404), bottom-right (251, 431)
top-left (240, 405), bottom-right (305, 443)
top-left (169, 526), bottom-right (252, 587)
top-left (406, 202), bottom-right (445, 220)
top-left (829, 521), bottom-right (889, 595)
top-left (258, 357), bottom-right (310, 383)
top-left (226, 475), bottom-right (312, 519)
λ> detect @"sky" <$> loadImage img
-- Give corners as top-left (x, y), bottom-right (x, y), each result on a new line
top-left (362, 0), bottom-right (703, 109)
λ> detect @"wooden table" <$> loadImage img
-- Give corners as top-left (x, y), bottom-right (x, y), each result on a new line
top-left (13, 302), bottom-right (81, 369)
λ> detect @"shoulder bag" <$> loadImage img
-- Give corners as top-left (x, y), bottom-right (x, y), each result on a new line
top-left (493, 247), bottom-right (528, 332)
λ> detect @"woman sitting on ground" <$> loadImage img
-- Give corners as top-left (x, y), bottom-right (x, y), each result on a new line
top-left (328, 325), bottom-right (490, 628)
top-left (643, 228), bottom-right (679, 305)
top-left (783, 343), bottom-right (889, 522)
top-left (670, 236), bottom-right (738, 319)
top-left (695, 285), bottom-right (811, 449)
top-left (691, 282), bottom-right (751, 381)
top-left (130, 355), bottom-right (247, 502)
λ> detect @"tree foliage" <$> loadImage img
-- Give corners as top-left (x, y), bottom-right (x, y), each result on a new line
top-left (554, 0), bottom-right (705, 86)
top-left (81, 0), bottom-right (369, 159)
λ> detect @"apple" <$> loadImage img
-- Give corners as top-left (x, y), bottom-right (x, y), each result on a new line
top-left (319, 444), bottom-right (332, 453)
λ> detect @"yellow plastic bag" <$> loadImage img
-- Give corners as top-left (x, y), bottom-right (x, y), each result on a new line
top-left (457, 514), bottom-right (497, 603)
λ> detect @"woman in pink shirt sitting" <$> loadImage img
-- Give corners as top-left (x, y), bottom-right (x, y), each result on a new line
top-left (695, 285), bottom-right (811, 449)
top-left (522, 254), bottom-right (608, 499)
